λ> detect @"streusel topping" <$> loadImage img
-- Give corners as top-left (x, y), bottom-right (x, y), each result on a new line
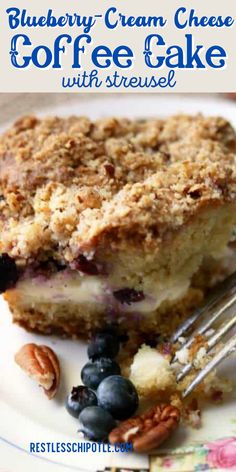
top-left (0, 114), bottom-right (236, 262)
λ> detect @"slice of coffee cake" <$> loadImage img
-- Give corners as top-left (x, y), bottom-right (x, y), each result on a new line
top-left (0, 114), bottom-right (236, 338)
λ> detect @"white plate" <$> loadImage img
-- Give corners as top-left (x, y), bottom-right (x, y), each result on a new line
top-left (0, 93), bottom-right (236, 472)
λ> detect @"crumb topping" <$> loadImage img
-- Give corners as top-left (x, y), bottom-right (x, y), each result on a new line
top-left (0, 114), bottom-right (236, 262)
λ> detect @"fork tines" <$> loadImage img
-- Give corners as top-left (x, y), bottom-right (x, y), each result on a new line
top-left (170, 270), bottom-right (236, 397)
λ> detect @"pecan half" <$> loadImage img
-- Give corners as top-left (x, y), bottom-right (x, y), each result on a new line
top-left (109, 404), bottom-right (180, 452)
top-left (15, 343), bottom-right (60, 399)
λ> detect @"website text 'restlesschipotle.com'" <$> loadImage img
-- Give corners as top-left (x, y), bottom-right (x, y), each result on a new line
top-left (29, 441), bottom-right (133, 454)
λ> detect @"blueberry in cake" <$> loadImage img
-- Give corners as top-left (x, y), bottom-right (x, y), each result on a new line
top-left (0, 114), bottom-right (236, 339)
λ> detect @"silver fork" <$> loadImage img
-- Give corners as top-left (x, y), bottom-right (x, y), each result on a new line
top-left (170, 270), bottom-right (236, 398)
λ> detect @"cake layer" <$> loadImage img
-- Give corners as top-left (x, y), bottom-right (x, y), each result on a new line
top-left (5, 202), bottom-right (236, 337)
top-left (1, 113), bottom-right (236, 338)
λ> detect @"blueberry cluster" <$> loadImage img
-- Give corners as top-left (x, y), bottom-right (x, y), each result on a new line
top-left (65, 330), bottom-right (139, 441)
top-left (0, 253), bottom-right (18, 293)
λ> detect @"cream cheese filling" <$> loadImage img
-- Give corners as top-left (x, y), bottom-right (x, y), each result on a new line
top-left (12, 270), bottom-right (190, 314)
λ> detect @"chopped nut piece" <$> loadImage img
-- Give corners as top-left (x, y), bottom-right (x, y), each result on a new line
top-left (1, 114), bottom-right (236, 341)
top-left (104, 163), bottom-right (115, 177)
top-left (15, 343), bottom-right (60, 399)
top-left (109, 404), bottom-right (180, 452)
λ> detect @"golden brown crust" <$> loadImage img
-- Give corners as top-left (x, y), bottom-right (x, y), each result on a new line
top-left (0, 114), bottom-right (236, 263)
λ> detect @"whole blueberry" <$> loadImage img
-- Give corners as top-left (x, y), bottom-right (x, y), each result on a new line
top-left (0, 253), bottom-right (18, 293)
top-left (79, 406), bottom-right (116, 441)
top-left (97, 375), bottom-right (139, 420)
top-left (66, 386), bottom-right (97, 418)
top-left (87, 331), bottom-right (119, 360)
top-left (81, 358), bottom-right (121, 390)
